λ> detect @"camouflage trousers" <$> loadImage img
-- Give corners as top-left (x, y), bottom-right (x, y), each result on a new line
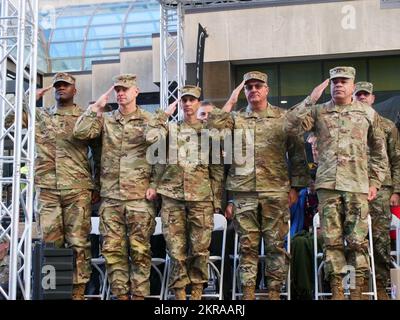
top-left (369, 186), bottom-right (392, 285)
top-left (317, 189), bottom-right (369, 280)
top-left (99, 198), bottom-right (155, 297)
top-left (161, 196), bottom-right (214, 289)
top-left (35, 188), bottom-right (92, 285)
top-left (232, 191), bottom-right (290, 290)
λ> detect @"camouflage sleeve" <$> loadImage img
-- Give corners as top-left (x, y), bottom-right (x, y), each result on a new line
top-left (287, 133), bottom-right (310, 188)
top-left (145, 109), bottom-right (169, 145)
top-left (206, 108), bottom-right (234, 130)
top-left (149, 164), bottom-right (165, 190)
top-left (368, 113), bottom-right (389, 189)
top-left (88, 136), bottom-right (102, 191)
top-left (4, 102), bottom-right (33, 128)
top-left (284, 96), bottom-right (316, 135)
top-left (73, 107), bottom-right (104, 140)
top-left (387, 123), bottom-right (400, 193)
top-left (209, 164), bottom-right (225, 211)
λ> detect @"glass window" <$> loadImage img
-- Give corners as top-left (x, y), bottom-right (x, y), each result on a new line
top-left (123, 36), bottom-right (152, 48)
top-left (369, 56), bottom-right (400, 92)
top-left (280, 61), bottom-right (322, 107)
top-left (52, 28), bottom-right (86, 42)
top-left (50, 42), bottom-right (84, 58)
top-left (91, 13), bottom-right (125, 26)
top-left (87, 25), bottom-right (122, 40)
top-left (85, 39), bottom-right (121, 56)
top-left (83, 55), bottom-right (119, 70)
top-left (56, 16), bottom-right (91, 28)
top-left (125, 22), bottom-right (159, 36)
top-left (51, 58), bottom-right (82, 72)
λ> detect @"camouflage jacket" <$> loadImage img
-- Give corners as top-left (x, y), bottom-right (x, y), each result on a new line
top-left (207, 104), bottom-right (308, 193)
top-left (284, 98), bottom-right (388, 193)
top-left (145, 110), bottom-right (223, 208)
top-left (7, 104), bottom-right (99, 190)
top-left (74, 106), bottom-right (157, 201)
top-left (375, 116), bottom-right (400, 192)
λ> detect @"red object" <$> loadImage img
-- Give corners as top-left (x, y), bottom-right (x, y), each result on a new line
top-left (391, 206), bottom-right (400, 219)
top-left (390, 230), bottom-right (397, 240)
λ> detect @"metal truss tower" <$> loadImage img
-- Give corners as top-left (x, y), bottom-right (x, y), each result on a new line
top-left (0, 0), bottom-right (38, 300)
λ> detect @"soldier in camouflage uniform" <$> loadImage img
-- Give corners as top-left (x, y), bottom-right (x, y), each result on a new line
top-left (73, 74), bottom-right (157, 300)
top-left (145, 86), bottom-right (222, 300)
top-left (208, 71), bottom-right (308, 300)
top-left (5, 73), bottom-right (99, 299)
top-left (354, 81), bottom-right (400, 300)
top-left (284, 67), bottom-right (388, 300)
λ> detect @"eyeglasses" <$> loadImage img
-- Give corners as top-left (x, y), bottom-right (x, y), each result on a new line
top-left (244, 83), bottom-right (266, 91)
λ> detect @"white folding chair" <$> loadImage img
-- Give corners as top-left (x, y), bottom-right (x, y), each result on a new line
top-left (164, 213), bottom-right (228, 300)
top-left (390, 214), bottom-right (400, 269)
top-left (85, 217), bottom-right (108, 300)
top-left (202, 214), bottom-right (227, 300)
top-left (313, 212), bottom-right (377, 300)
top-left (231, 220), bottom-right (291, 300)
top-left (146, 217), bottom-right (168, 300)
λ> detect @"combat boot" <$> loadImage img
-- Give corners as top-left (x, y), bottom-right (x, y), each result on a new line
top-left (131, 295), bottom-right (145, 300)
top-left (190, 284), bottom-right (203, 300)
top-left (242, 285), bottom-right (255, 300)
top-left (330, 276), bottom-right (345, 300)
top-left (350, 276), bottom-right (364, 300)
top-left (117, 294), bottom-right (130, 300)
top-left (174, 287), bottom-right (186, 300)
top-left (72, 284), bottom-right (86, 300)
top-left (376, 280), bottom-right (390, 300)
top-left (268, 289), bottom-right (281, 300)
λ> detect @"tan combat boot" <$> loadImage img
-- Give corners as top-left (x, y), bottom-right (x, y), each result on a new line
top-left (117, 294), bottom-right (130, 300)
top-left (350, 276), bottom-right (364, 300)
top-left (330, 276), bottom-right (345, 300)
top-left (242, 285), bottom-right (255, 300)
top-left (190, 284), bottom-right (203, 300)
top-left (268, 289), bottom-right (281, 300)
top-left (131, 295), bottom-right (145, 300)
top-left (174, 287), bottom-right (186, 300)
top-left (72, 284), bottom-right (86, 300)
top-left (376, 280), bottom-right (390, 300)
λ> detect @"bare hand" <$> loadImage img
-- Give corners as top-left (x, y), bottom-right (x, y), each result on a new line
top-left (390, 193), bottom-right (400, 206)
top-left (288, 188), bottom-right (298, 207)
top-left (223, 80), bottom-right (245, 112)
top-left (36, 85), bottom-right (52, 101)
top-left (91, 86), bottom-right (114, 113)
top-left (225, 203), bottom-right (233, 220)
top-left (165, 100), bottom-right (178, 117)
top-left (368, 186), bottom-right (378, 201)
top-left (310, 79), bottom-right (329, 104)
top-left (146, 188), bottom-right (157, 201)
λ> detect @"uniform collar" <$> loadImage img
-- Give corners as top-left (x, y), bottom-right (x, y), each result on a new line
top-left (51, 104), bottom-right (82, 116)
top-left (114, 105), bottom-right (143, 122)
top-left (244, 103), bottom-right (280, 118)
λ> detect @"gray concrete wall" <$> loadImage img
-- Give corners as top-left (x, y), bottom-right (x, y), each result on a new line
top-left (91, 61), bottom-right (120, 103)
top-left (120, 48), bottom-right (160, 93)
top-left (183, 0), bottom-right (400, 63)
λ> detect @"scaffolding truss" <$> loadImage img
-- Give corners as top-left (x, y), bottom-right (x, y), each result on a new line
top-left (0, 0), bottom-right (38, 300)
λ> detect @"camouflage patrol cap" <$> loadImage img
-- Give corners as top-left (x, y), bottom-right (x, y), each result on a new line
top-left (180, 85), bottom-right (201, 99)
top-left (329, 66), bottom-right (356, 80)
top-left (52, 72), bottom-right (76, 87)
top-left (112, 74), bottom-right (137, 88)
top-left (355, 81), bottom-right (373, 95)
top-left (243, 71), bottom-right (268, 84)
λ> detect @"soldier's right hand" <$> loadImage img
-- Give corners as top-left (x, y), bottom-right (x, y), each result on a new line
top-left (223, 80), bottom-right (245, 112)
top-left (165, 100), bottom-right (178, 117)
top-left (36, 85), bottom-right (52, 101)
top-left (310, 79), bottom-right (330, 104)
top-left (90, 86), bottom-right (114, 113)
top-left (225, 203), bottom-right (233, 220)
